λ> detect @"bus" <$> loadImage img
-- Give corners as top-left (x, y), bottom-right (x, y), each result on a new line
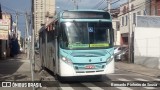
top-left (39, 10), bottom-right (114, 78)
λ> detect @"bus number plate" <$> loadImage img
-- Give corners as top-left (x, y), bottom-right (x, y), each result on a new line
top-left (85, 65), bottom-right (95, 69)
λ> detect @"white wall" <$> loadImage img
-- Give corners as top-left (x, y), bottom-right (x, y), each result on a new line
top-left (112, 20), bottom-right (121, 45)
top-left (134, 27), bottom-right (160, 69)
top-left (134, 27), bottom-right (160, 57)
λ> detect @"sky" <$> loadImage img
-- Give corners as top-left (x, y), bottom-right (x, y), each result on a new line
top-left (1, 0), bottom-right (31, 37)
top-left (0, 0), bottom-right (127, 37)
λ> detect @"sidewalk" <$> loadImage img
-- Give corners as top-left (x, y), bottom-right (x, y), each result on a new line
top-left (115, 62), bottom-right (160, 78)
top-left (0, 53), bottom-right (44, 90)
top-left (0, 53), bottom-right (40, 80)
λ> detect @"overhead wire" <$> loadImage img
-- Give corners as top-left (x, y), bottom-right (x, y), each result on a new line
top-left (92, 0), bottom-right (105, 9)
top-left (102, 0), bottom-right (123, 10)
top-left (111, 0), bottom-right (122, 5)
top-left (1, 4), bottom-right (24, 15)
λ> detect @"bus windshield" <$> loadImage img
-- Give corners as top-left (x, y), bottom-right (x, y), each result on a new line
top-left (60, 22), bottom-right (112, 49)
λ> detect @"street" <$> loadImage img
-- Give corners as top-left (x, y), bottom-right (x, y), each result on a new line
top-left (35, 54), bottom-right (160, 90)
top-left (0, 53), bottom-right (160, 90)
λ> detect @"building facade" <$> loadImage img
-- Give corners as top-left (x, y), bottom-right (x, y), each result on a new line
top-left (118, 0), bottom-right (148, 45)
top-left (32, 0), bottom-right (55, 40)
top-left (110, 9), bottom-right (121, 46)
top-left (150, 0), bottom-right (160, 15)
top-left (0, 13), bottom-right (12, 59)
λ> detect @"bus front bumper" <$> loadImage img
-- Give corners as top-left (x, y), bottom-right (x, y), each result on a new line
top-left (59, 58), bottom-right (114, 77)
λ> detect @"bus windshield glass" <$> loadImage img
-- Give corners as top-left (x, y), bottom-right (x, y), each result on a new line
top-left (60, 22), bottom-right (112, 49)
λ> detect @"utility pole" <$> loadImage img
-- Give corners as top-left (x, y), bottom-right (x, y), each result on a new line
top-left (0, 3), bottom-right (2, 19)
top-left (15, 12), bottom-right (18, 38)
top-left (128, 0), bottom-right (132, 63)
top-left (25, 12), bottom-right (30, 60)
top-left (31, 13), bottom-right (35, 90)
top-left (107, 0), bottom-right (111, 13)
top-left (31, 0), bottom-right (35, 90)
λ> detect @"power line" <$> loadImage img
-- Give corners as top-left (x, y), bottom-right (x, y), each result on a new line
top-left (1, 4), bottom-right (24, 14)
top-left (111, 0), bottom-right (121, 5)
top-left (92, 0), bottom-right (105, 9)
top-left (102, 0), bottom-right (123, 10)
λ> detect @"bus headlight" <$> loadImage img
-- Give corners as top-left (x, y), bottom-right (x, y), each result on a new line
top-left (106, 56), bottom-right (114, 64)
top-left (60, 56), bottom-right (73, 65)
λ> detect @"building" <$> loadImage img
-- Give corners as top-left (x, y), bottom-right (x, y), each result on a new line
top-left (118, 0), bottom-right (148, 45)
top-left (150, 0), bottom-right (160, 15)
top-left (110, 9), bottom-right (121, 45)
top-left (0, 13), bottom-right (12, 59)
top-left (32, 0), bottom-right (55, 40)
top-left (134, 15), bottom-right (160, 69)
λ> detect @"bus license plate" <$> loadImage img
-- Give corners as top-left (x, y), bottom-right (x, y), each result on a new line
top-left (85, 65), bottom-right (95, 69)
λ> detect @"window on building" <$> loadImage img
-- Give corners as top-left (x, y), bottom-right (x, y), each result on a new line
top-left (137, 11), bottom-right (141, 15)
top-left (122, 17), bottom-right (124, 26)
top-left (143, 10), bottom-right (147, 15)
top-left (125, 15), bottom-right (128, 26)
top-left (133, 13), bottom-right (136, 24)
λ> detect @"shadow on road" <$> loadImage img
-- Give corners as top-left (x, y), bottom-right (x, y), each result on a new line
top-left (0, 60), bottom-right (27, 81)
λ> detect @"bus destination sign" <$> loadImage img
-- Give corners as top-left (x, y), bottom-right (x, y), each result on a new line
top-left (62, 11), bottom-right (110, 19)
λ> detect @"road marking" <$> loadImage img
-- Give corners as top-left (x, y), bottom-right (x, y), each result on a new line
top-left (134, 78), bottom-right (157, 90)
top-left (154, 79), bottom-right (160, 81)
top-left (134, 78), bottom-right (148, 81)
top-left (118, 78), bottom-right (130, 81)
top-left (114, 78), bottom-right (133, 90)
top-left (60, 84), bottom-right (74, 90)
top-left (82, 83), bottom-right (103, 90)
top-left (104, 78), bottom-right (132, 90)
top-left (108, 74), bottom-right (138, 76)
top-left (116, 87), bottom-right (133, 90)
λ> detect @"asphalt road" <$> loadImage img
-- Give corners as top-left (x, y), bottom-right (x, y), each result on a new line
top-left (35, 54), bottom-right (160, 90)
top-left (0, 54), bottom-right (159, 90)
